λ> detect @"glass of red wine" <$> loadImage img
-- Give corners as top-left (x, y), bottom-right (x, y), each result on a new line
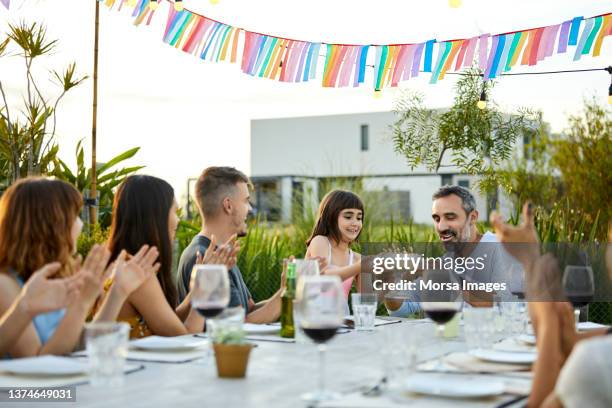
top-left (562, 265), bottom-right (594, 326)
top-left (296, 275), bottom-right (344, 402)
top-left (421, 269), bottom-right (462, 339)
top-left (191, 264), bottom-right (230, 318)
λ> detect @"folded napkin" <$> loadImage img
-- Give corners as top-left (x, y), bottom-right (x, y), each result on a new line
top-left (74, 347), bottom-right (209, 364)
top-left (0, 364), bottom-right (143, 388)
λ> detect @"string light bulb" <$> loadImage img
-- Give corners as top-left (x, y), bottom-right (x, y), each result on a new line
top-left (606, 66), bottom-right (612, 105)
top-left (448, 0), bottom-right (462, 8)
top-left (374, 89), bottom-right (382, 99)
top-left (477, 88), bottom-right (487, 110)
top-left (149, 0), bottom-right (159, 11)
top-left (174, 0), bottom-right (183, 11)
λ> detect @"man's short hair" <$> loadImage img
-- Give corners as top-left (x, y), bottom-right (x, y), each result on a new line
top-left (432, 185), bottom-right (477, 215)
top-left (195, 167), bottom-right (251, 219)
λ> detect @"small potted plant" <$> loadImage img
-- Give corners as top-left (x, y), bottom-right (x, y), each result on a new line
top-left (212, 327), bottom-right (254, 378)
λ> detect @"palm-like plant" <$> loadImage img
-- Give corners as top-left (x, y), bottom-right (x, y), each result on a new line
top-left (0, 21), bottom-right (87, 189)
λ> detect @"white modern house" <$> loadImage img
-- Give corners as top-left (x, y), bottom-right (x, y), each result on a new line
top-left (250, 111), bottom-right (524, 224)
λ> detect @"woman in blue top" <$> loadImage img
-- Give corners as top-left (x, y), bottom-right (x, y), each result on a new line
top-left (0, 177), bottom-right (157, 358)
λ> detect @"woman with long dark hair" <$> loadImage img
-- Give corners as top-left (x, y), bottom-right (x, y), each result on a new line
top-left (102, 175), bottom-right (206, 337)
top-left (305, 190), bottom-right (364, 308)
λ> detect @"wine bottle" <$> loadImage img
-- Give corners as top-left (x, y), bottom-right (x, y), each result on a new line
top-left (280, 260), bottom-right (297, 338)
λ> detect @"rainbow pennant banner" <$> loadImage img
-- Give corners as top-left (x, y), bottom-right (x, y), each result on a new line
top-left (99, 1), bottom-right (612, 89)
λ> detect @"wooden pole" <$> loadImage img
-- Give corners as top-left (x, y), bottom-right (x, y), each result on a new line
top-left (89, 0), bottom-right (99, 226)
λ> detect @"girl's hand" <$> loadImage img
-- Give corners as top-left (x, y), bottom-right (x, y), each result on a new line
top-left (19, 263), bottom-right (82, 316)
top-left (111, 245), bottom-right (160, 298)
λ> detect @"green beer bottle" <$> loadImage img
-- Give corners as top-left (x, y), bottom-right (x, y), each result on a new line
top-left (280, 261), bottom-right (297, 338)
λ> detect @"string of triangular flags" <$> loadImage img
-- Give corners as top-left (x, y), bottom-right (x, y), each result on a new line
top-left (103, 1), bottom-right (611, 89)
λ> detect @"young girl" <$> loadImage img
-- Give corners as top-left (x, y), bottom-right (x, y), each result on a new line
top-left (305, 190), bottom-right (363, 311)
top-left (0, 177), bottom-right (153, 358)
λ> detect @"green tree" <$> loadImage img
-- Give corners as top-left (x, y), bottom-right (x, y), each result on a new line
top-left (0, 22), bottom-right (87, 188)
top-left (550, 99), bottom-right (611, 234)
top-left (391, 67), bottom-right (539, 193)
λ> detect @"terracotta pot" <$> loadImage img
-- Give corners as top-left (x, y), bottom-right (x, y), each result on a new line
top-left (213, 343), bottom-right (254, 378)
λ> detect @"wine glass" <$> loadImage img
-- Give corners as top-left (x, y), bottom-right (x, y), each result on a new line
top-left (190, 264), bottom-right (230, 318)
top-left (295, 275), bottom-right (344, 402)
top-left (562, 265), bottom-right (594, 326)
top-left (421, 269), bottom-right (462, 338)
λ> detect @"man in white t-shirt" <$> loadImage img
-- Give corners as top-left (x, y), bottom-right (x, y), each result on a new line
top-left (388, 185), bottom-right (522, 316)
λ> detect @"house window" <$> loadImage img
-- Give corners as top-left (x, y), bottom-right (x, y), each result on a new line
top-left (441, 174), bottom-right (453, 186)
top-left (458, 180), bottom-right (470, 189)
top-left (360, 124), bottom-right (369, 151)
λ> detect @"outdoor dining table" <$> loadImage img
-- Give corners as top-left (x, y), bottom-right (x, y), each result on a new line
top-left (1, 318), bottom-right (532, 408)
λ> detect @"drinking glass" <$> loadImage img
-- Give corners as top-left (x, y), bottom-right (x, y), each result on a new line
top-left (351, 293), bottom-right (377, 331)
top-left (85, 322), bottom-right (130, 387)
top-left (421, 269), bottom-right (462, 338)
top-left (562, 265), bottom-right (594, 326)
top-left (296, 275), bottom-right (344, 402)
top-left (191, 264), bottom-right (231, 318)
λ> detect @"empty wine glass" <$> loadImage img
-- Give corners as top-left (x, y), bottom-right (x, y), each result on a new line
top-left (296, 275), bottom-right (344, 402)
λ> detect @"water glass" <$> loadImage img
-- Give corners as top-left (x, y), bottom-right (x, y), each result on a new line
top-left (351, 293), bottom-right (377, 331)
top-left (85, 322), bottom-right (130, 387)
top-left (463, 308), bottom-right (496, 349)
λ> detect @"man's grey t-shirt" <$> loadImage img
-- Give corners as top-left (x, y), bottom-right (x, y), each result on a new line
top-left (177, 235), bottom-right (251, 311)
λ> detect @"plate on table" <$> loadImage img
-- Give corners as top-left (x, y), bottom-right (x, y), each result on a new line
top-left (577, 322), bottom-right (608, 332)
top-left (470, 349), bottom-right (536, 365)
top-left (130, 336), bottom-right (209, 351)
top-left (0, 356), bottom-right (87, 376)
top-left (398, 373), bottom-right (505, 398)
top-left (493, 338), bottom-right (536, 353)
top-left (517, 334), bottom-right (536, 345)
top-left (243, 323), bottom-right (280, 335)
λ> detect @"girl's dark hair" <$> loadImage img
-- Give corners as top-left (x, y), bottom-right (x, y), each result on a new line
top-left (306, 190), bottom-right (364, 247)
top-left (107, 175), bottom-right (177, 307)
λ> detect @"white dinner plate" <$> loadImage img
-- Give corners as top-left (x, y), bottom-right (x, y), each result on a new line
top-left (469, 349), bottom-right (536, 365)
top-left (577, 322), bottom-right (608, 331)
top-left (243, 323), bottom-right (280, 335)
top-left (130, 336), bottom-right (209, 351)
top-left (517, 334), bottom-right (536, 345)
top-left (398, 373), bottom-right (505, 398)
top-left (493, 338), bottom-right (536, 353)
top-left (0, 355), bottom-right (87, 376)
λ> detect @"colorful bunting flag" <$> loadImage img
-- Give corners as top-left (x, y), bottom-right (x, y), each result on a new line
top-left (1, 0), bottom-right (9, 10)
top-left (101, 2), bottom-right (612, 89)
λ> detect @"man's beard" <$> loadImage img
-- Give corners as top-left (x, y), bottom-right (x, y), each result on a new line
top-left (440, 220), bottom-right (472, 253)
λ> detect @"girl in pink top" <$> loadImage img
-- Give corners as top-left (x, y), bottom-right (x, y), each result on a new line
top-left (305, 190), bottom-right (363, 311)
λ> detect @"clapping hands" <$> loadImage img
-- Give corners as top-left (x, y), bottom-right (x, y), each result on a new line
top-left (196, 234), bottom-right (240, 270)
top-left (18, 263), bottom-right (82, 316)
top-left (110, 245), bottom-right (160, 298)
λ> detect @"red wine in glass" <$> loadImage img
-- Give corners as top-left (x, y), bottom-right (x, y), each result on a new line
top-left (302, 326), bottom-right (338, 344)
top-left (425, 309), bottom-right (457, 325)
top-left (196, 307), bottom-right (225, 318)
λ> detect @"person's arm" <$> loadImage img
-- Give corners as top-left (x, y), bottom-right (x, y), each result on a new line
top-left (0, 246), bottom-right (110, 357)
top-left (245, 292), bottom-right (282, 324)
top-left (93, 246), bottom-right (160, 323)
top-left (0, 263), bottom-right (79, 355)
top-left (127, 275), bottom-right (204, 336)
top-left (527, 302), bottom-right (565, 408)
top-left (307, 236), bottom-right (361, 281)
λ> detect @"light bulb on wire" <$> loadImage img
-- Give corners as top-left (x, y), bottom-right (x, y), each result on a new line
top-left (606, 66), bottom-right (612, 105)
top-left (149, 0), bottom-right (159, 11)
top-left (174, 0), bottom-right (183, 11)
top-left (477, 88), bottom-right (487, 110)
top-left (374, 89), bottom-right (382, 99)
top-left (448, 0), bottom-right (462, 8)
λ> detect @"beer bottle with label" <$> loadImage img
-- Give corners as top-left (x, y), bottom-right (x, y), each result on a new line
top-left (280, 260), bottom-right (297, 338)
